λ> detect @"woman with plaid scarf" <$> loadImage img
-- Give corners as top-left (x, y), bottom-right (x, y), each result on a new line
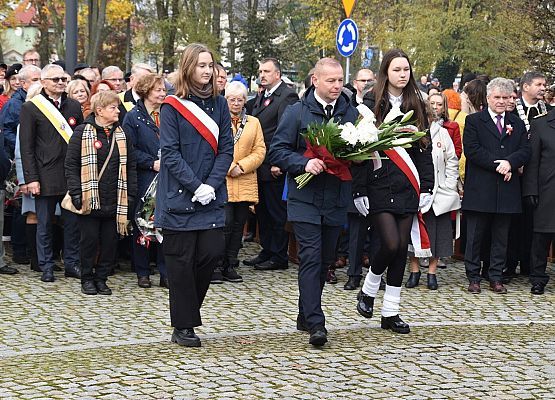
top-left (65, 91), bottom-right (137, 295)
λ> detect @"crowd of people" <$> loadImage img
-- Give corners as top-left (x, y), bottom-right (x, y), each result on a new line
top-left (0, 45), bottom-right (553, 348)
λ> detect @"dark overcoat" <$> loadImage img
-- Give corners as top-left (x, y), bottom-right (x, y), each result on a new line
top-left (522, 109), bottom-right (555, 232)
top-left (268, 87), bottom-right (358, 226)
top-left (462, 109), bottom-right (530, 214)
top-left (250, 81), bottom-right (299, 181)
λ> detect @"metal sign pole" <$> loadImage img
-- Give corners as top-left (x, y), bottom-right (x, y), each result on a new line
top-left (346, 57), bottom-right (350, 83)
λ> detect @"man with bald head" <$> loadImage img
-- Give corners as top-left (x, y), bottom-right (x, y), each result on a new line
top-left (351, 68), bottom-right (375, 107)
top-left (269, 58), bottom-right (358, 347)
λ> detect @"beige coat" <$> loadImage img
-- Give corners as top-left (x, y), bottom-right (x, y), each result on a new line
top-left (226, 115), bottom-right (266, 203)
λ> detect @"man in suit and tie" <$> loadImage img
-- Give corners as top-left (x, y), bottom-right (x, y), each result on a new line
top-left (505, 72), bottom-right (550, 282)
top-left (243, 57), bottom-right (299, 271)
top-left (463, 77), bottom-right (531, 294)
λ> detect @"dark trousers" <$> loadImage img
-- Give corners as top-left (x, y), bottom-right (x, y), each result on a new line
top-left (224, 202), bottom-right (250, 266)
top-left (293, 221), bottom-right (342, 330)
top-left (347, 213), bottom-right (371, 277)
top-left (10, 204), bottom-right (27, 258)
top-left (132, 220), bottom-right (166, 279)
top-left (78, 215), bottom-right (118, 283)
top-left (529, 232), bottom-right (555, 286)
top-left (35, 195), bottom-right (80, 272)
top-left (506, 207), bottom-right (533, 274)
top-left (255, 179), bottom-right (288, 264)
top-left (163, 228), bottom-right (224, 328)
top-left (465, 211), bottom-right (511, 283)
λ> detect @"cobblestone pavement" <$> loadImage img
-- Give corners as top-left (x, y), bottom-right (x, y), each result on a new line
top-left (1, 241), bottom-right (555, 399)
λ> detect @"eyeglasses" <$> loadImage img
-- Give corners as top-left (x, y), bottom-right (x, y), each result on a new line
top-left (44, 77), bottom-right (68, 83)
top-left (356, 79), bottom-right (374, 83)
top-left (106, 78), bottom-right (123, 82)
top-left (227, 98), bottom-right (245, 104)
top-left (23, 58), bottom-right (40, 63)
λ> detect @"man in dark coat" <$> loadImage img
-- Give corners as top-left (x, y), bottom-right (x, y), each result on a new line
top-left (462, 77), bottom-right (531, 294)
top-left (243, 57), bottom-right (299, 271)
top-left (522, 109), bottom-right (555, 295)
top-left (269, 58), bottom-right (358, 346)
top-left (19, 64), bottom-right (84, 282)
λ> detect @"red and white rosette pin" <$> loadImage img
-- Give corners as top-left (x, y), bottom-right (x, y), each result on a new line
top-left (68, 117), bottom-right (77, 127)
top-left (94, 140), bottom-right (103, 150)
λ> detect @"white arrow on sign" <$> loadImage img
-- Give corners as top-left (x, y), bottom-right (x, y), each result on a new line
top-left (338, 22), bottom-right (357, 53)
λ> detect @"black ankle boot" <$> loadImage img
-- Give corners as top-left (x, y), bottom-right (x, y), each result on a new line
top-left (405, 271), bottom-right (421, 288)
top-left (356, 290), bottom-right (375, 318)
top-left (427, 273), bottom-right (438, 290)
top-left (381, 315), bottom-right (410, 334)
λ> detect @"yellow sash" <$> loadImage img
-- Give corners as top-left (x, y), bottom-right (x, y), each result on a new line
top-left (30, 95), bottom-right (73, 143)
top-left (119, 91), bottom-right (134, 111)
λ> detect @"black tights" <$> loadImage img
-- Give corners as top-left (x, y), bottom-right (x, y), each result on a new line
top-left (370, 212), bottom-right (413, 287)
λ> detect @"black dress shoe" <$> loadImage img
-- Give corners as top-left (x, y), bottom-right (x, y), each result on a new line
top-left (96, 281), bottom-right (112, 295)
top-left (160, 276), bottom-right (169, 288)
top-left (41, 269), bottom-right (55, 282)
top-left (356, 290), bottom-right (375, 318)
top-left (243, 255), bottom-right (269, 266)
top-left (171, 328), bottom-right (201, 347)
top-left (309, 326), bottom-right (327, 347)
top-left (254, 260), bottom-right (288, 271)
top-left (64, 265), bottom-right (82, 279)
top-left (381, 315), bottom-right (410, 334)
top-left (81, 281), bottom-right (97, 295)
top-left (427, 273), bottom-right (438, 290)
top-left (405, 271), bottom-right (421, 288)
top-left (344, 276), bottom-right (362, 290)
top-left (531, 283), bottom-right (545, 295)
top-left (296, 315), bottom-right (309, 332)
top-left (0, 265), bottom-right (18, 275)
top-left (138, 276), bottom-right (152, 288)
top-left (31, 263), bottom-right (42, 272)
top-left (210, 268), bottom-right (224, 284)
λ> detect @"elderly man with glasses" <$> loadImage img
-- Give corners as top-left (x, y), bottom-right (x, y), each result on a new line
top-left (19, 64), bottom-right (84, 283)
top-left (22, 49), bottom-right (41, 66)
top-left (101, 66), bottom-right (125, 93)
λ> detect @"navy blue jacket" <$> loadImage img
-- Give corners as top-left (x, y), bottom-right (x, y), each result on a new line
top-left (0, 87), bottom-right (27, 157)
top-left (155, 95), bottom-right (233, 231)
top-left (462, 109), bottom-right (531, 214)
top-left (0, 130), bottom-right (11, 186)
top-left (269, 87), bottom-right (358, 226)
top-left (122, 99), bottom-right (160, 199)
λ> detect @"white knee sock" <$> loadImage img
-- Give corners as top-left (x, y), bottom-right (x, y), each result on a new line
top-left (362, 270), bottom-right (382, 298)
top-left (382, 285), bottom-right (402, 317)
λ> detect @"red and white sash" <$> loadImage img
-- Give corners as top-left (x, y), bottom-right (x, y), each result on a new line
top-left (383, 147), bottom-right (432, 258)
top-left (163, 95), bottom-right (220, 154)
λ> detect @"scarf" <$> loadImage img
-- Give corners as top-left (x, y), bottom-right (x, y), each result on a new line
top-left (189, 82), bottom-right (214, 99)
top-left (80, 123), bottom-right (129, 236)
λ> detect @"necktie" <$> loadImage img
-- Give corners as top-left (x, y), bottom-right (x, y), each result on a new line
top-left (264, 91), bottom-right (271, 98)
top-left (103, 127), bottom-right (111, 139)
top-left (495, 115), bottom-right (503, 134)
top-left (231, 115), bottom-right (241, 131)
top-left (53, 100), bottom-right (59, 109)
top-left (325, 104), bottom-right (333, 120)
top-left (152, 111), bottom-right (160, 128)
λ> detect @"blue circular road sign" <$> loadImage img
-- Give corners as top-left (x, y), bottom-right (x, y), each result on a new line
top-left (336, 19), bottom-right (358, 57)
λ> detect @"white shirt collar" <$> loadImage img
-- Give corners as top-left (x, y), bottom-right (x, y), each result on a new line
top-left (265, 80), bottom-right (282, 97)
top-left (313, 91), bottom-right (337, 113)
top-left (488, 107), bottom-right (505, 123)
top-left (388, 92), bottom-right (403, 108)
top-left (132, 90), bottom-right (140, 102)
top-left (522, 97), bottom-right (539, 109)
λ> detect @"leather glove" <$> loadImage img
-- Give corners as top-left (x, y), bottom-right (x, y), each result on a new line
top-left (419, 193), bottom-right (433, 210)
top-left (71, 194), bottom-right (82, 210)
top-left (353, 196), bottom-right (369, 217)
top-left (524, 195), bottom-right (539, 209)
top-left (192, 184), bottom-right (216, 205)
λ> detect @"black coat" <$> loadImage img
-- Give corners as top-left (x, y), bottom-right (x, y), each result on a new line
top-left (19, 90), bottom-right (84, 196)
top-left (269, 87), bottom-right (358, 226)
top-left (251, 81), bottom-right (299, 181)
top-left (462, 109), bottom-right (530, 214)
top-left (65, 116), bottom-right (137, 217)
top-left (523, 109), bottom-right (555, 232)
top-left (351, 106), bottom-right (434, 215)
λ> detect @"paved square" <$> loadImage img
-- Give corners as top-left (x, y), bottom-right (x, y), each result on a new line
top-left (1, 242), bottom-right (554, 399)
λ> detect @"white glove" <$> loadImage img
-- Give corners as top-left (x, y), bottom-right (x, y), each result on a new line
top-left (192, 184), bottom-right (216, 205)
top-left (353, 196), bottom-right (369, 217)
top-left (419, 193), bottom-right (433, 211)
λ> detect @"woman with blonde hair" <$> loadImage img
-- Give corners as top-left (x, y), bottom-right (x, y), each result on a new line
top-left (155, 43), bottom-right (233, 347)
top-left (67, 79), bottom-right (91, 118)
